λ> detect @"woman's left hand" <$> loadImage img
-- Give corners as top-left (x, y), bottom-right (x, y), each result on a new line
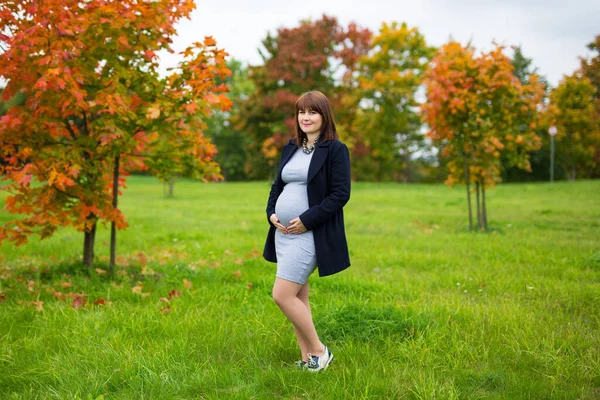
top-left (288, 217), bottom-right (307, 234)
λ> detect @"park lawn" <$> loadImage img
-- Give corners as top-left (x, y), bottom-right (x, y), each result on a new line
top-left (0, 177), bottom-right (599, 399)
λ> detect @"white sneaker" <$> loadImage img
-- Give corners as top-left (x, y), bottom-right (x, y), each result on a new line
top-left (306, 346), bottom-right (334, 372)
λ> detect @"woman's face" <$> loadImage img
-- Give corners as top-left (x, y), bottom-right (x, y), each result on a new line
top-left (298, 109), bottom-right (323, 136)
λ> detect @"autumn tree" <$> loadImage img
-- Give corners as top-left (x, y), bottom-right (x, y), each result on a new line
top-left (351, 22), bottom-right (435, 181)
top-left (0, 87), bottom-right (26, 116)
top-left (0, 0), bottom-right (231, 267)
top-left (237, 15), bottom-right (371, 179)
top-left (422, 42), bottom-right (545, 230)
top-left (548, 74), bottom-right (599, 180)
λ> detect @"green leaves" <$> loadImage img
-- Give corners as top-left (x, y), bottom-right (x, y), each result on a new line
top-left (351, 22), bottom-right (436, 181)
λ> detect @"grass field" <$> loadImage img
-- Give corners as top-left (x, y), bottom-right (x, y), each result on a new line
top-left (0, 177), bottom-right (599, 399)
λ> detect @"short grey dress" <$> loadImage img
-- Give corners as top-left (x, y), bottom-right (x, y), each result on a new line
top-left (274, 148), bottom-right (317, 284)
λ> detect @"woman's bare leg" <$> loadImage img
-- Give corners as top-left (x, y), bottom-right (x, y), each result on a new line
top-left (292, 282), bottom-right (312, 361)
top-left (272, 278), bottom-right (324, 358)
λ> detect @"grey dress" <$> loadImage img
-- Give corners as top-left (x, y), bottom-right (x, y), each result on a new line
top-left (274, 148), bottom-right (317, 284)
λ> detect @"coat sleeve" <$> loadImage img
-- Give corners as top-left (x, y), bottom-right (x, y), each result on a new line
top-left (299, 142), bottom-right (351, 231)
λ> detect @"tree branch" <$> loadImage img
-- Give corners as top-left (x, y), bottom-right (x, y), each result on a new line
top-left (64, 119), bottom-right (78, 139)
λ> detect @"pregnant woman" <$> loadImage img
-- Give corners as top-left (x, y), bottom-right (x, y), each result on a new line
top-left (263, 90), bottom-right (351, 372)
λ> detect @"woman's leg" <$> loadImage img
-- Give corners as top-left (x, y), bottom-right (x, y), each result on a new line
top-left (272, 278), bottom-right (324, 357)
top-left (293, 282), bottom-right (312, 361)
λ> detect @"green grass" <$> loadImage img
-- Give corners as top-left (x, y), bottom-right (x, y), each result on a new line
top-left (0, 177), bottom-right (599, 399)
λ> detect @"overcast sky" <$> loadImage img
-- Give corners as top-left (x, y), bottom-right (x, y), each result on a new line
top-left (158, 0), bottom-right (599, 87)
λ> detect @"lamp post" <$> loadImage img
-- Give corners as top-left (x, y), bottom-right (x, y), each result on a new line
top-left (548, 126), bottom-right (557, 182)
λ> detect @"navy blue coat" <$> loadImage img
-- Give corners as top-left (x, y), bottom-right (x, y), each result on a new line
top-left (263, 139), bottom-right (351, 277)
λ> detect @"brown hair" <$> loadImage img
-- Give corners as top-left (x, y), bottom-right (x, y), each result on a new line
top-left (294, 90), bottom-right (338, 146)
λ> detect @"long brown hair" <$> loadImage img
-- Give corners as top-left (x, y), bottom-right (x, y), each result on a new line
top-left (294, 90), bottom-right (338, 146)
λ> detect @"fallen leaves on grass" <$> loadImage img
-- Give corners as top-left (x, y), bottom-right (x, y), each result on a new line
top-left (137, 252), bottom-right (147, 266)
top-left (0, 294), bottom-right (5, 303)
top-left (411, 220), bottom-right (440, 234)
top-left (32, 301), bottom-right (44, 311)
top-left (141, 266), bottom-right (156, 276)
top-left (183, 279), bottom-right (193, 288)
top-left (160, 305), bottom-right (171, 314)
top-left (71, 296), bottom-right (86, 309)
top-left (245, 249), bottom-right (261, 259)
top-left (168, 290), bottom-right (181, 298)
top-left (131, 281), bottom-right (143, 294)
top-left (93, 298), bottom-right (112, 306)
top-left (233, 270), bottom-right (241, 278)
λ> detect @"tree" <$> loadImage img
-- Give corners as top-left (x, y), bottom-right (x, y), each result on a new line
top-left (503, 46), bottom-right (551, 182)
top-left (579, 34), bottom-right (600, 177)
top-left (580, 35), bottom-right (600, 96)
top-left (204, 59), bottom-right (255, 181)
top-left (352, 22), bottom-right (435, 181)
top-left (237, 15), bottom-right (371, 179)
top-left (0, 0), bottom-right (231, 267)
top-left (548, 74), bottom-right (599, 180)
top-left (0, 87), bottom-right (26, 116)
top-left (422, 42), bottom-right (545, 230)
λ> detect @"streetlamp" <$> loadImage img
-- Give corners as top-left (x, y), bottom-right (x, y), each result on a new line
top-left (548, 125), bottom-right (557, 182)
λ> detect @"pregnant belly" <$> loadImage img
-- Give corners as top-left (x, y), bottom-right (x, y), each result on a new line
top-left (275, 184), bottom-right (309, 227)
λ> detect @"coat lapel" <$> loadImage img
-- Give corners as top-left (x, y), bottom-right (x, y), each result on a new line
top-left (307, 141), bottom-right (329, 183)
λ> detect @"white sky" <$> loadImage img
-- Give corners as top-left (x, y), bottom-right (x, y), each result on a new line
top-left (158, 0), bottom-right (599, 87)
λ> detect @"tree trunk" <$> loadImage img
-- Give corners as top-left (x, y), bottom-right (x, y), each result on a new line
top-left (463, 159), bottom-right (473, 230)
top-left (83, 219), bottom-right (97, 267)
top-left (475, 180), bottom-right (482, 230)
top-left (110, 153), bottom-right (119, 273)
top-left (482, 180), bottom-right (488, 230)
top-left (168, 179), bottom-right (174, 197)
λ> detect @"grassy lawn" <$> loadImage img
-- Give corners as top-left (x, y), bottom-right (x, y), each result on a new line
top-left (0, 177), bottom-right (599, 399)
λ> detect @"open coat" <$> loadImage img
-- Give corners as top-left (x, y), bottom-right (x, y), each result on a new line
top-left (263, 139), bottom-right (351, 277)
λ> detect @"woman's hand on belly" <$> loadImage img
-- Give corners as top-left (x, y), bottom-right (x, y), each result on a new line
top-left (287, 217), bottom-right (307, 234)
top-left (270, 213), bottom-right (289, 234)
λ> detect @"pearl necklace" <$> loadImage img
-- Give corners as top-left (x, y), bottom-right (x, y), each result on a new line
top-left (301, 135), bottom-right (320, 154)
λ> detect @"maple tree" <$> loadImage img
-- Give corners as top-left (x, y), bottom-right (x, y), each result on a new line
top-left (351, 22), bottom-right (435, 181)
top-left (0, 0), bottom-right (231, 266)
top-left (422, 42), bottom-right (545, 230)
top-left (0, 87), bottom-right (26, 116)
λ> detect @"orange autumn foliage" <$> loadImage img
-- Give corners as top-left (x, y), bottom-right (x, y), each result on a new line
top-left (422, 42), bottom-right (545, 188)
top-left (0, 1), bottom-right (231, 247)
